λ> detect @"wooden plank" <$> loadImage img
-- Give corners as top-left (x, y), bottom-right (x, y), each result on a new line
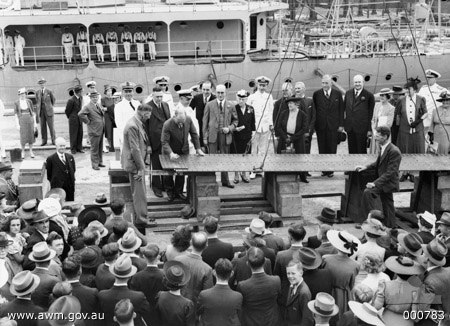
top-left (221, 206), bottom-right (274, 215)
top-left (220, 200), bottom-right (271, 208)
top-left (147, 203), bottom-right (186, 211)
top-left (220, 193), bottom-right (265, 201)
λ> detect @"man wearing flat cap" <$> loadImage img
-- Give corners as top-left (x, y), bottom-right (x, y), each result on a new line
top-left (14, 30), bottom-right (25, 67)
top-left (36, 77), bottom-right (56, 146)
top-left (65, 85), bottom-right (84, 154)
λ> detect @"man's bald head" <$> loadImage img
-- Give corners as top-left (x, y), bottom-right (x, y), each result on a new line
top-left (322, 75), bottom-right (332, 91)
top-left (174, 107), bottom-right (187, 123)
top-left (191, 231), bottom-right (208, 252)
top-left (354, 74), bottom-right (364, 90)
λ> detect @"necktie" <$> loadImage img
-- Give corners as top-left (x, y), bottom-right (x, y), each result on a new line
top-left (178, 123), bottom-right (183, 129)
top-left (130, 101), bottom-right (136, 111)
top-left (60, 155), bottom-right (66, 164)
top-left (355, 90), bottom-right (359, 97)
top-left (219, 101), bottom-right (223, 113)
top-left (325, 91), bottom-right (329, 98)
top-left (204, 96), bottom-right (208, 104)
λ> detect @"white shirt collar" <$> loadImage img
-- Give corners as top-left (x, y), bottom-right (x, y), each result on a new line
top-left (380, 142), bottom-right (390, 155)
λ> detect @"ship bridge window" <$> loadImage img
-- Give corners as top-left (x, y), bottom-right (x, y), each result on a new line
top-left (249, 80), bottom-right (255, 88)
top-left (217, 21), bottom-right (224, 29)
top-left (135, 85), bottom-right (144, 94)
top-left (385, 73), bottom-right (392, 81)
top-left (364, 75), bottom-right (371, 82)
top-left (224, 81), bottom-right (232, 89)
top-left (174, 84), bottom-right (182, 92)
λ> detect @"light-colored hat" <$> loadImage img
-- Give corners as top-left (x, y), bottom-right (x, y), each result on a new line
top-left (245, 218), bottom-right (265, 235)
top-left (121, 81), bottom-right (135, 90)
top-left (361, 217), bottom-right (387, 236)
top-left (16, 199), bottom-right (39, 220)
top-left (37, 77), bottom-right (47, 84)
top-left (48, 296), bottom-right (82, 326)
top-left (237, 89), bottom-right (250, 98)
top-left (398, 233), bottom-right (423, 257)
top-left (17, 88), bottom-right (26, 95)
top-left (417, 211), bottom-right (437, 226)
top-left (425, 69), bottom-right (441, 79)
top-left (93, 192), bottom-right (109, 206)
top-left (38, 198), bottom-right (61, 218)
top-left (376, 88), bottom-right (394, 96)
top-left (177, 89), bottom-right (192, 98)
top-left (85, 81), bottom-right (96, 87)
top-left (0, 262), bottom-right (8, 289)
top-left (307, 292), bottom-right (339, 317)
top-left (118, 228), bottom-right (142, 252)
top-left (423, 238), bottom-right (448, 266)
top-left (87, 220), bottom-right (108, 238)
top-left (28, 241), bottom-right (56, 262)
top-left (327, 230), bottom-right (361, 255)
top-left (109, 254), bottom-right (137, 278)
top-left (10, 271), bottom-right (40, 296)
top-left (349, 301), bottom-right (385, 326)
top-left (255, 76), bottom-right (271, 84)
top-left (113, 91), bottom-right (122, 98)
top-left (153, 76), bottom-right (170, 84)
top-left (384, 256), bottom-right (425, 275)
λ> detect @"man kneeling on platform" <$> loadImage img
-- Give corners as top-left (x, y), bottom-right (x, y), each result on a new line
top-left (355, 126), bottom-right (402, 228)
top-left (161, 107), bottom-right (205, 202)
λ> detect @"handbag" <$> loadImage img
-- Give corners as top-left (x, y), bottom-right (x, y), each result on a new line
top-left (34, 127), bottom-right (38, 138)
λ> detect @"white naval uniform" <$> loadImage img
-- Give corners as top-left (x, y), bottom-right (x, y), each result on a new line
top-left (0, 34), bottom-right (4, 65)
top-left (61, 33), bottom-right (74, 63)
top-left (106, 31), bottom-right (118, 61)
top-left (114, 98), bottom-right (140, 149)
top-left (93, 33), bottom-right (105, 61)
top-left (77, 31), bottom-right (88, 62)
top-left (5, 35), bottom-right (14, 65)
top-left (247, 91), bottom-right (274, 154)
top-left (134, 32), bottom-right (145, 61)
top-left (14, 35), bottom-right (25, 66)
top-left (146, 31), bottom-right (157, 60)
top-left (121, 32), bottom-right (132, 61)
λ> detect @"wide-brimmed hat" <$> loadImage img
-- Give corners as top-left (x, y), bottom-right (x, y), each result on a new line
top-left (307, 292), bottom-right (339, 317)
top-left (437, 212), bottom-right (450, 226)
top-left (10, 271), bottom-right (40, 296)
top-left (118, 228), bottom-right (142, 253)
top-left (73, 85), bottom-right (83, 92)
top-left (163, 261), bottom-right (190, 287)
top-left (16, 199), bottom-right (39, 221)
top-left (376, 88), bottom-right (394, 97)
top-left (153, 76), bottom-right (170, 85)
top-left (77, 206), bottom-right (107, 227)
top-left (104, 84), bottom-right (113, 94)
top-left (361, 217), bottom-right (387, 236)
top-left (425, 69), bottom-right (441, 79)
top-left (297, 247), bottom-right (322, 270)
top-left (29, 210), bottom-right (49, 224)
top-left (86, 220), bottom-right (108, 238)
top-left (38, 198), bottom-right (61, 218)
top-left (48, 296), bottom-right (82, 326)
top-left (417, 211), bottom-right (437, 226)
top-left (255, 76), bottom-right (271, 84)
top-left (109, 254), bottom-right (137, 278)
top-left (93, 193), bottom-right (109, 206)
top-left (349, 301), bottom-right (385, 326)
top-left (0, 162), bottom-right (13, 173)
top-left (88, 90), bottom-right (100, 97)
top-left (81, 247), bottom-right (103, 269)
top-left (385, 255), bottom-right (425, 275)
top-left (398, 233), bottom-right (423, 257)
top-left (245, 218), bottom-right (265, 235)
top-left (316, 207), bottom-right (338, 224)
top-left (28, 242), bottom-right (56, 262)
top-left (392, 86), bottom-right (405, 95)
top-left (237, 89), bottom-right (250, 98)
top-left (423, 238), bottom-right (448, 266)
top-left (37, 77), bottom-right (47, 85)
top-left (328, 230), bottom-right (361, 255)
top-left (180, 205), bottom-right (195, 219)
top-left (436, 93), bottom-right (450, 103)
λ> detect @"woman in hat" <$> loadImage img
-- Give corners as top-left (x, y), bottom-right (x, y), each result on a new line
top-left (14, 88), bottom-right (36, 159)
top-left (2, 214), bottom-right (26, 272)
top-left (429, 93), bottom-right (450, 155)
top-left (395, 77), bottom-right (427, 182)
top-left (101, 85), bottom-right (116, 152)
top-left (232, 89), bottom-right (255, 183)
top-left (369, 88), bottom-right (395, 154)
top-left (355, 217), bottom-right (387, 263)
top-left (156, 261), bottom-right (195, 326)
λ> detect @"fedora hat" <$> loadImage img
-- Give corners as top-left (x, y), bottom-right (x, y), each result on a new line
top-left (109, 254), bottom-right (137, 278)
top-left (307, 292), bottom-right (339, 317)
top-left (285, 97), bottom-right (301, 104)
top-left (398, 233), bottom-right (423, 257)
top-left (328, 230), bottom-right (361, 255)
top-left (28, 241), bottom-right (56, 262)
top-left (423, 238), bottom-right (448, 266)
top-left (16, 199), bottom-right (39, 220)
top-left (163, 261), bottom-right (190, 287)
top-left (0, 162), bottom-right (13, 173)
top-left (417, 211), bottom-right (436, 226)
top-left (81, 247), bottom-right (103, 269)
top-left (297, 247), bottom-right (322, 270)
top-left (180, 205), bottom-right (195, 220)
top-left (361, 217), bottom-right (387, 236)
top-left (349, 301), bottom-right (385, 326)
top-left (245, 218), bottom-right (266, 235)
top-left (316, 207), bottom-right (338, 224)
top-left (77, 206), bottom-right (106, 227)
top-left (437, 212), bottom-right (450, 226)
top-left (93, 192), bottom-right (109, 206)
top-left (73, 85), bottom-right (83, 92)
top-left (48, 296), bottom-right (81, 326)
top-left (436, 93), bottom-right (450, 103)
top-left (29, 210), bottom-right (49, 224)
top-left (88, 90), bottom-right (100, 97)
top-left (10, 271), bottom-right (40, 296)
top-left (86, 220), bottom-right (108, 238)
top-left (118, 228), bottom-right (142, 253)
top-left (37, 77), bottom-right (47, 85)
top-left (392, 86), bottom-right (405, 95)
top-left (38, 198), bottom-right (61, 218)
top-left (385, 255), bottom-right (425, 275)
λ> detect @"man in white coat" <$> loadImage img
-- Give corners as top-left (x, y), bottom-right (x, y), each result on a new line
top-left (114, 82), bottom-right (140, 152)
top-left (14, 30), bottom-right (25, 67)
top-left (61, 27), bottom-right (74, 63)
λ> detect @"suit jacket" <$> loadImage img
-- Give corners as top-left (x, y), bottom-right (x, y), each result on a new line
top-left (306, 235), bottom-right (321, 249)
top-left (0, 298), bottom-right (45, 326)
top-left (313, 88), bottom-right (344, 131)
top-left (65, 95), bottom-right (82, 118)
top-left (234, 104), bottom-right (255, 141)
top-left (95, 264), bottom-right (115, 291)
top-left (203, 99), bottom-right (238, 145)
top-left (145, 100), bottom-right (170, 152)
top-left (316, 241), bottom-right (338, 257)
top-left (23, 230), bottom-right (46, 271)
top-left (197, 283), bottom-right (243, 326)
top-left (121, 115), bottom-right (148, 174)
top-left (366, 142), bottom-right (402, 193)
top-left (303, 268), bottom-right (333, 299)
top-left (46, 152), bottom-right (75, 189)
top-left (190, 93), bottom-right (216, 125)
top-left (237, 272), bottom-right (281, 326)
top-left (130, 266), bottom-right (165, 326)
top-left (230, 253), bottom-right (272, 290)
top-left (31, 268), bottom-right (59, 309)
top-left (299, 97), bottom-right (316, 134)
top-left (276, 109), bottom-right (308, 142)
top-left (423, 266), bottom-right (450, 314)
top-left (174, 253), bottom-right (214, 306)
top-left (395, 94), bottom-right (427, 135)
top-left (70, 281), bottom-right (100, 326)
top-left (98, 285), bottom-right (151, 326)
top-left (273, 97), bottom-right (289, 133)
top-left (36, 88), bottom-right (55, 117)
top-left (344, 88), bottom-right (375, 134)
top-left (201, 238), bottom-right (234, 269)
top-left (131, 256), bottom-right (147, 272)
top-left (161, 117), bottom-right (200, 155)
top-left (78, 102), bottom-right (104, 136)
top-left (262, 232), bottom-right (285, 254)
top-left (285, 281), bottom-right (314, 326)
top-left (274, 246), bottom-right (303, 305)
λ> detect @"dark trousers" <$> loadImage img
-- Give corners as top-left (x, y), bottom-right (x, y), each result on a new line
top-left (317, 127), bottom-right (338, 174)
top-left (104, 114), bottom-right (115, 150)
top-left (305, 133), bottom-right (312, 154)
top-left (68, 115), bottom-right (83, 152)
top-left (62, 184), bottom-right (75, 202)
top-left (208, 133), bottom-right (230, 184)
top-left (89, 133), bottom-right (103, 168)
top-left (362, 187), bottom-right (396, 228)
top-left (348, 130), bottom-right (367, 154)
top-left (40, 110), bottom-right (56, 144)
top-left (164, 175), bottom-right (185, 197)
top-left (150, 151), bottom-right (164, 191)
top-left (198, 120), bottom-right (205, 149)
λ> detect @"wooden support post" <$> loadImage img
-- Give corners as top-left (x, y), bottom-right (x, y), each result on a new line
top-left (18, 160), bottom-right (49, 204)
top-left (264, 172), bottom-right (302, 217)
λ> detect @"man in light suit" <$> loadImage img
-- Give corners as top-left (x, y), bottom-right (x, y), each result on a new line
top-left (78, 90), bottom-right (105, 170)
top-left (145, 86), bottom-right (170, 198)
top-left (190, 81), bottom-right (216, 150)
top-left (344, 75), bottom-right (375, 154)
top-left (120, 103), bottom-right (155, 228)
top-left (36, 77), bottom-right (56, 146)
top-left (312, 75), bottom-right (344, 178)
top-left (65, 84), bottom-right (84, 154)
top-left (203, 84), bottom-right (238, 188)
top-left (356, 126), bottom-right (402, 228)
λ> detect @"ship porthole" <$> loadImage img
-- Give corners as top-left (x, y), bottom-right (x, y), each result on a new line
top-left (385, 73), bottom-right (392, 81)
top-left (224, 81), bottom-right (232, 89)
top-left (134, 85), bottom-right (144, 94)
top-left (248, 80), bottom-right (255, 88)
top-left (174, 84), bottom-right (182, 92)
top-left (364, 75), bottom-right (371, 82)
top-left (217, 21), bottom-right (224, 29)
top-left (259, 18), bottom-right (264, 26)
top-left (284, 77), bottom-right (293, 83)
top-left (68, 89), bottom-right (74, 97)
top-left (332, 75), bottom-right (338, 82)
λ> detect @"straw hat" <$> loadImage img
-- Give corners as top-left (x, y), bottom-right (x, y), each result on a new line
top-left (118, 228), bottom-right (142, 253)
top-left (245, 218), bottom-right (265, 235)
top-left (10, 271), bottom-right (40, 296)
top-left (307, 292), bottom-right (339, 317)
top-left (327, 230), bottom-right (361, 255)
top-left (93, 192), bottom-right (109, 206)
top-left (163, 261), bottom-right (190, 287)
top-left (38, 198), bottom-right (61, 218)
top-left (28, 242), bottom-right (56, 262)
top-left (349, 301), bottom-right (385, 326)
top-left (237, 89), bottom-right (250, 98)
top-left (376, 88), bottom-right (393, 97)
top-left (16, 199), bottom-right (39, 220)
top-left (384, 256), bottom-right (425, 275)
top-left (109, 254), bottom-right (137, 278)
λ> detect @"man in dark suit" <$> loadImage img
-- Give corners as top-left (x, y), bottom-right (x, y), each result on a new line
top-left (203, 84), bottom-right (238, 188)
top-left (312, 75), bottom-right (344, 177)
top-left (36, 77), bottom-right (56, 146)
top-left (237, 247), bottom-right (281, 326)
top-left (22, 211), bottom-right (50, 271)
top-left (129, 244), bottom-right (164, 326)
top-left (344, 75), bottom-right (375, 154)
top-left (145, 86), bottom-right (171, 198)
top-left (436, 212), bottom-right (450, 267)
top-left (45, 137), bottom-right (76, 201)
top-left (298, 247), bottom-right (333, 300)
top-left (201, 215), bottom-right (234, 268)
top-left (78, 90), bottom-right (105, 170)
top-left (295, 82), bottom-right (316, 156)
top-left (120, 103), bottom-right (155, 227)
top-left (65, 84), bottom-right (84, 154)
top-left (198, 258), bottom-right (243, 326)
top-left (356, 126), bottom-right (402, 228)
top-left (95, 242), bottom-right (118, 291)
top-left (189, 81), bottom-right (216, 150)
top-left (98, 254), bottom-right (152, 326)
top-left (273, 82), bottom-right (292, 131)
top-left (161, 107), bottom-right (205, 201)
top-left (259, 212), bottom-right (285, 254)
